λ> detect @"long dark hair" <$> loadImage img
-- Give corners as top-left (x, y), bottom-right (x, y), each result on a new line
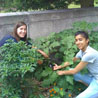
top-left (12, 21), bottom-right (27, 42)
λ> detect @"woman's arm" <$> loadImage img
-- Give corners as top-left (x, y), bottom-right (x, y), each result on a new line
top-left (53, 62), bottom-right (70, 70)
top-left (57, 61), bottom-right (88, 75)
top-left (53, 57), bottom-right (80, 71)
top-left (32, 46), bottom-right (49, 58)
top-left (37, 49), bottom-right (49, 58)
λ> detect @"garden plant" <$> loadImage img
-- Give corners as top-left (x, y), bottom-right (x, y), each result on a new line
top-left (0, 21), bottom-right (98, 98)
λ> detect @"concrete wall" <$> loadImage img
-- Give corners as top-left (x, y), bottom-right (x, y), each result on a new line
top-left (0, 7), bottom-right (98, 40)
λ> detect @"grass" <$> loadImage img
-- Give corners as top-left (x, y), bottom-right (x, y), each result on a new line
top-left (94, 1), bottom-right (98, 7)
top-left (68, 3), bottom-right (80, 9)
top-left (68, 1), bottom-right (98, 9)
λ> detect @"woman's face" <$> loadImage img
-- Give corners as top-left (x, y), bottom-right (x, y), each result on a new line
top-left (75, 34), bottom-right (89, 51)
top-left (17, 25), bottom-right (27, 38)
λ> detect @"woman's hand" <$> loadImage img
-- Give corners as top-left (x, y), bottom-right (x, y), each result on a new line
top-left (57, 71), bottom-right (65, 75)
top-left (53, 64), bottom-right (62, 70)
top-left (53, 62), bottom-right (70, 70)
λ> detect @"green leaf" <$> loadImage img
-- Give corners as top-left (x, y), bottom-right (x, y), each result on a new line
top-left (66, 76), bottom-right (73, 85)
top-left (41, 67), bottom-right (52, 77)
top-left (59, 90), bottom-right (65, 97)
top-left (54, 87), bottom-right (59, 92)
top-left (50, 41), bottom-right (60, 48)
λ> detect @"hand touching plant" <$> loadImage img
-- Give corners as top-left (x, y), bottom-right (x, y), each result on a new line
top-left (53, 62), bottom-right (70, 70)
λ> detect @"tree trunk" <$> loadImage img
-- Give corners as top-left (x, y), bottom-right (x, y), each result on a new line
top-left (80, 0), bottom-right (94, 8)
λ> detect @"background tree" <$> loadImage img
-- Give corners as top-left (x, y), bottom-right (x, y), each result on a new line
top-left (0, 0), bottom-right (97, 12)
top-left (74, 0), bottom-right (94, 8)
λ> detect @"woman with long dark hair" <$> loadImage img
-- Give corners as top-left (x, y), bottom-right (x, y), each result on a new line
top-left (0, 21), bottom-right (48, 58)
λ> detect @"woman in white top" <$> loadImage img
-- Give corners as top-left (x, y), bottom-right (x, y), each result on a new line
top-left (53, 31), bottom-right (98, 98)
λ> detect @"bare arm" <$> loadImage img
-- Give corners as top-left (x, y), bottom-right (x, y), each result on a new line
top-left (32, 46), bottom-right (49, 58)
top-left (37, 49), bottom-right (49, 58)
top-left (57, 61), bottom-right (88, 75)
top-left (53, 57), bottom-right (80, 71)
top-left (53, 62), bottom-right (70, 70)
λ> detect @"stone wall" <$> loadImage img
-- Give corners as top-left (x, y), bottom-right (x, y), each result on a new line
top-left (0, 7), bottom-right (98, 40)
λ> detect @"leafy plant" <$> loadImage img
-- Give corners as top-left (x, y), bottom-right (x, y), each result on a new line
top-left (0, 40), bottom-right (38, 98)
top-left (33, 21), bottom-right (98, 97)
top-left (0, 21), bottom-right (98, 98)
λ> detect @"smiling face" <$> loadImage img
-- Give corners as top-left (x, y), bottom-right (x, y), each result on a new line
top-left (17, 25), bottom-right (27, 38)
top-left (75, 34), bottom-right (89, 52)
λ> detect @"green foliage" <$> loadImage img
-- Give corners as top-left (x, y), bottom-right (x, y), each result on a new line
top-left (34, 30), bottom-right (77, 65)
top-left (49, 86), bottom-right (66, 98)
top-left (72, 81), bottom-right (87, 96)
top-left (0, 40), bottom-right (38, 97)
top-left (0, 0), bottom-right (96, 12)
top-left (33, 21), bottom-right (98, 97)
top-left (73, 21), bottom-right (98, 33)
top-left (0, 0), bottom-right (68, 12)
top-left (0, 21), bottom-right (98, 97)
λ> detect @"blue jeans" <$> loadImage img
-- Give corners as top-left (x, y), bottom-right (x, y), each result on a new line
top-left (74, 73), bottom-right (98, 98)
